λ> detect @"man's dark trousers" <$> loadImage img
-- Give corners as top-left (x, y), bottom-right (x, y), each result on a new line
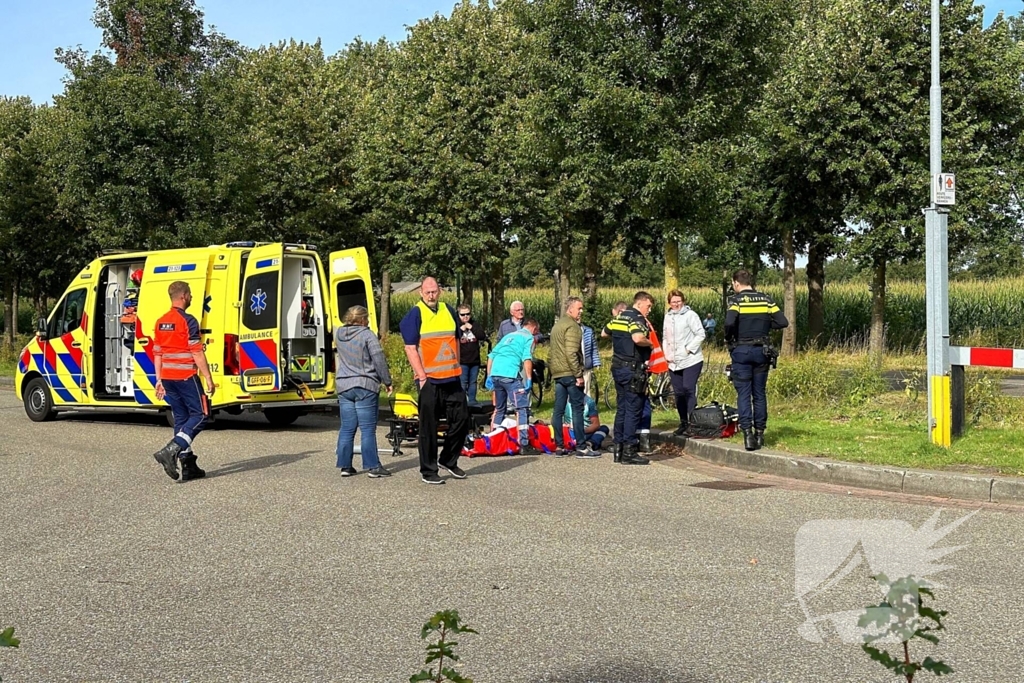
top-left (418, 379), bottom-right (470, 477)
top-left (164, 375), bottom-right (208, 451)
top-left (612, 367), bottom-right (644, 445)
top-left (730, 345), bottom-right (769, 431)
top-left (552, 376), bottom-right (586, 449)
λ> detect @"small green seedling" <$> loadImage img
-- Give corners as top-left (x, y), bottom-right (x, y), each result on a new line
top-left (410, 610), bottom-right (477, 683)
top-left (0, 627), bottom-right (21, 683)
top-left (859, 574), bottom-right (954, 682)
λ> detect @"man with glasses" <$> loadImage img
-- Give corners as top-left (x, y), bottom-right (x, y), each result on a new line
top-left (400, 277), bottom-right (470, 484)
top-left (496, 301), bottom-right (526, 342)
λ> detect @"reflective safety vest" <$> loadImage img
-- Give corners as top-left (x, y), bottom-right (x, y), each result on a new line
top-left (154, 308), bottom-right (198, 380)
top-left (416, 301), bottom-right (461, 380)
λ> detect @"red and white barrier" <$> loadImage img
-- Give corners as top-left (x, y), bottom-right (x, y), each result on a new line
top-left (949, 346), bottom-right (1024, 369)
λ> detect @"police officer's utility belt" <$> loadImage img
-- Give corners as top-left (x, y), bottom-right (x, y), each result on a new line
top-left (611, 357), bottom-right (643, 370)
top-left (737, 337), bottom-right (770, 346)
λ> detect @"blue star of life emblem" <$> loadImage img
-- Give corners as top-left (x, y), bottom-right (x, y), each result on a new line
top-left (250, 289), bottom-right (268, 315)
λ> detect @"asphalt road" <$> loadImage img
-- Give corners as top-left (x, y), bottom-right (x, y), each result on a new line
top-left (1, 388), bottom-right (1022, 682)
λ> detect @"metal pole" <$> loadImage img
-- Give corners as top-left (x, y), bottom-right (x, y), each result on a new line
top-left (924, 0), bottom-right (951, 446)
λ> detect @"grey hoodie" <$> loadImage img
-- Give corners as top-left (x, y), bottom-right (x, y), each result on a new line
top-left (334, 325), bottom-right (393, 394)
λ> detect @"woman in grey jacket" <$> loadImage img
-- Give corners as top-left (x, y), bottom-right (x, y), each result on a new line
top-left (335, 306), bottom-right (393, 477)
top-left (662, 289), bottom-right (706, 436)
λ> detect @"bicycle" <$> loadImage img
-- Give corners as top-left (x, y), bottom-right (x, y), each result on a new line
top-left (602, 370), bottom-right (674, 412)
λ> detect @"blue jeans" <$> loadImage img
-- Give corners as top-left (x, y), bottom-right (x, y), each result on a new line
top-left (612, 367), bottom-right (644, 445)
top-left (730, 345), bottom-right (770, 430)
top-left (552, 377), bottom-right (585, 449)
top-left (336, 387), bottom-right (381, 470)
top-left (492, 377), bottom-right (530, 441)
top-left (460, 364), bottom-right (480, 404)
top-left (164, 375), bottom-right (208, 453)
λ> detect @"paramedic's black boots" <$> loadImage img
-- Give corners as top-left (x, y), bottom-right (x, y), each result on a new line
top-left (743, 429), bottom-right (759, 452)
top-left (755, 429), bottom-right (765, 450)
top-left (154, 441), bottom-right (183, 480)
top-left (179, 455), bottom-right (206, 483)
top-left (613, 443), bottom-right (623, 463)
top-left (620, 444), bottom-right (650, 466)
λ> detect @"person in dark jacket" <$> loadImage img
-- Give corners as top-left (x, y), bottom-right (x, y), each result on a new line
top-left (335, 306), bottom-right (393, 478)
top-left (457, 305), bottom-right (485, 405)
top-left (724, 269), bottom-right (789, 452)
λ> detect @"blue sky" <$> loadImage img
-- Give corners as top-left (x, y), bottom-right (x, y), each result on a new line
top-left (2, 0), bottom-right (1021, 104)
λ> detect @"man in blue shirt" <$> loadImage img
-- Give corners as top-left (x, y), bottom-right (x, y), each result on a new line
top-left (485, 319), bottom-right (539, 452)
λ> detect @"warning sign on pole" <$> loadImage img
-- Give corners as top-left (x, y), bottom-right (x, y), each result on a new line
top-left (934, 173), bottom-right (956, 206)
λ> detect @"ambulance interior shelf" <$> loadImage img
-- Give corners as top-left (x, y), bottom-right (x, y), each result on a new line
top-left (100, 262), bottom-right (146, 398)
top-left (280, 255), bottom-right (326, 387)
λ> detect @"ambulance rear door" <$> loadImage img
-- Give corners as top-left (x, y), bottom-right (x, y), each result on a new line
top-left (327, 247), bottom-right (377, 334)
top-left (238, 244), bottom-right (284, 393)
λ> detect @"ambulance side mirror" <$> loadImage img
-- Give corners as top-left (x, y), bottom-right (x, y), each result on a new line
top-left (36, 317), bottom-right (48, 340)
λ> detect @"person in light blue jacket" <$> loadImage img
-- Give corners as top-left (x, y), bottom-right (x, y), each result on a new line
top-left (662, 289), bottom-right (706, 436)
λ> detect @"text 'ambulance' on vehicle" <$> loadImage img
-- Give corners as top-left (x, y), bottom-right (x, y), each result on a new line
top-left (16, 242), bottom-right (375, 426)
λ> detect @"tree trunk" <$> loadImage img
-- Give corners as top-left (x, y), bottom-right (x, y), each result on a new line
top-left (806, 240), bottom-right (826, 348)
top-left (379, 269), bottom-right (391, 337)
top-left (491, 260), bottom-right (505, 334)
top-left (664, 238), bottom-right (679, 292)
top-left (461, 275), bottom-right (473, 312)
top-left (481, 272), bottom-right (491, 336)
top-left (555, 237), bottom-right (572, 317)
top-left (583, 231), bottom-right (600, 324)
top-left (12, 280), bottom-right (18, 338)
top-left (869, 253), bottom-right (887, 362)
top-left (781, 225), bottom-right (797, 356)
top-left (3, 280), bottom-right (13, 349)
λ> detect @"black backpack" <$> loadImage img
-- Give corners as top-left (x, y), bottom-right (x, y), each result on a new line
top-left (687, 402), bottom-right (739, 439)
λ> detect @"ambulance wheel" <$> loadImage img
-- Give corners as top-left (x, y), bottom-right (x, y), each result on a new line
top-left (24, 377), bottom-right (56, 422)
top-left (165, 410), bottom-right (176, 427)
top-left (264, 408), bottom-right (301, 427)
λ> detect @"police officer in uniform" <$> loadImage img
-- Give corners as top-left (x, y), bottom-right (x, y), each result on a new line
top-left (152, 281), bottom-right (216, 482)
top-left (603, 291), bottom-right (655, 465)
top-left (724, 269), bottom-right (789, 451)
top-left (400, 277), bottom-right (470, 485)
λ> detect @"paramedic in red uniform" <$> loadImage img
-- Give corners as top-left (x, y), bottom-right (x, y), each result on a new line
top-left (152, 281), bottom-right (216, 482)
top-left (401, 276), bottom-right (470, 485)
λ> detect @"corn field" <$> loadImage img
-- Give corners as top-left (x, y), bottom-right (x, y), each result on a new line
top-left (387, 278), bottom-right (1024, 351)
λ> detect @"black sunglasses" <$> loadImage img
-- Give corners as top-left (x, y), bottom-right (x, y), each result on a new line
top-left (459, 313), bottom-right (471, 316)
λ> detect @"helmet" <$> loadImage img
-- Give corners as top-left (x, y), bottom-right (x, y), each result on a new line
top-left (130, 269), bottom-right (144, 286)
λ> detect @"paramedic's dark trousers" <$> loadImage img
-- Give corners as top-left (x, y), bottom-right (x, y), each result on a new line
top-left (612, 367), bottom-right (644, 446)
top-left (418, 379), bottom-right (469, 477)
top-left (164, 375), bottom-right (208, 453)
top-left (730, 345), bottom-right (769, 431)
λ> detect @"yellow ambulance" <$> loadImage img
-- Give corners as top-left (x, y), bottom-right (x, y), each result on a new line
top-left (16, 242), bottom-right (375, 426)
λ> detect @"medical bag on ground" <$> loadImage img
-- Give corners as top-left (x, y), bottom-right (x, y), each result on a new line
top-left (463, 426), bottom-right (521, 457)
top-left (687, 402), bottom-right (739, 439)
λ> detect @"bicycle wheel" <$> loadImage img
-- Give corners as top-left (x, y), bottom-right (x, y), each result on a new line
top-left (603, 378), bottom-right (616, 410)
top-left (531, 381), bottom-right (544, 408)
top-left (650, 373), bottom-right (674, 412)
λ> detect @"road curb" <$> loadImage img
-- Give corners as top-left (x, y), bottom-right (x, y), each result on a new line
top-left (653, 430), bottom-right (1024, 504)
top-left (0, 376), bottom-right (13, 388)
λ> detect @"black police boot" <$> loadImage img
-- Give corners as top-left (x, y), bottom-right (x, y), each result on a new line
top-left (743, 429), bottom-right (758, 452)
top-left (620, 444), bottom-right (650, 466)
top-left (637, 432), bottom-right (652, 453)
top-left (613, 443), bottom-right (623, 463)
top-left (153, 441), bottom-right (182, 480)
top-left (179, 454), bottom-right (206, 483)
top-left (755, 429), bottom-right (765, 450)
top-left (673, 422), bottom-right (688, 437)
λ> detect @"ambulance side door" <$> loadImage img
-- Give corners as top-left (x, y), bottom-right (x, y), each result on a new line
top-left (135, 253), bottom-right (211, 405)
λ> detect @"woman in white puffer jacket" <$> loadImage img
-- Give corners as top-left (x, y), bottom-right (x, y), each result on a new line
top-left (662, 289), bottom-right (706, 435)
